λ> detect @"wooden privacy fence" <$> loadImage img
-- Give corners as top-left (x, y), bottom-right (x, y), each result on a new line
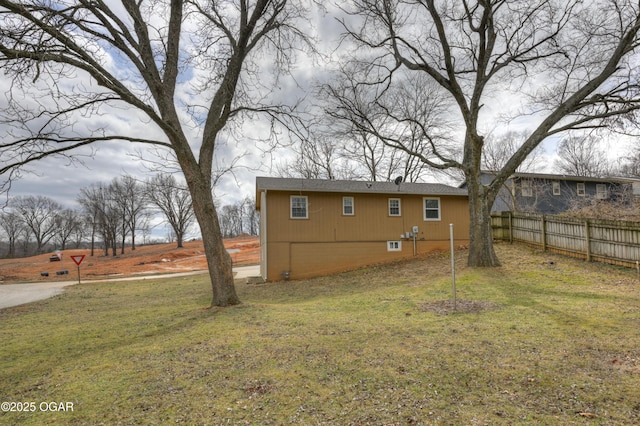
top-left (491, 211), bottom-right (640, 268)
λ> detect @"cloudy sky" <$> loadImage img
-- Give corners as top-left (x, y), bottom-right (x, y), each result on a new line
top-left (0, 2), bottom-right (356, 212)
top-left (0, 1), bottom-right (634, 215)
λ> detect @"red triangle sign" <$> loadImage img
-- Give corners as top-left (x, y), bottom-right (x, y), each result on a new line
top-left (71, 255), bottom-right (85, 266)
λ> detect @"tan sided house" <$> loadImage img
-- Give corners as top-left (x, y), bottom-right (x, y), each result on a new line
top-left (256, 177), bottom-right (470, 281)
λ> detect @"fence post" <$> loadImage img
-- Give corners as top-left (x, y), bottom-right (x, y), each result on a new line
top-left (498, 213), bottom-right (639, 268)
top-left (508, 212), bottom-right (513, 244)
top-left (541, 214), bottom-right (547, 252)
top-left (584, 220), bottom-right (592, 262)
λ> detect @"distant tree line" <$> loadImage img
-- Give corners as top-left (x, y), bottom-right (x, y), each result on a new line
top-left (275, 133), bottom-right (441, 183)
top-left (217, 197), bottom-right (260, 239)
top-left (0, 174), bottom-right (257, 259)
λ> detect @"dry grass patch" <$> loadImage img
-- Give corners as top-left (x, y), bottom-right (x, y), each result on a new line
top-left (1, 242), bottom-right (639, 425)
top-left (419, 299), bottom-right (501, 315)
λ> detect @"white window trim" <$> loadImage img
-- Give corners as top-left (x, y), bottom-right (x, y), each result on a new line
top-left (521, 179), bottom-right (533, 197)
top-left (423, 197), bottom-right (441, 221)
top-left (577, 183), bottom-right (586, 197)
top-left (387, 241), bottom-right (402, 252)
top-left (342, 196), bottom-right (354, 216)
top-left (596, 184), bottom-right (608, 199)
top-left (552, 181), bottom-right (561, 196)
top-left (388, 198), bottom-right (401, 216)
top-left (290, 195), bottom-right (308, 219)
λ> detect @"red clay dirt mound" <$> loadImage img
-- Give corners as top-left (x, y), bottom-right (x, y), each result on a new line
top-left (0, 235), bottom-right (260, 284)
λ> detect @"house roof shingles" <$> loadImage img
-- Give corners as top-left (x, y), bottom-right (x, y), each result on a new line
top-left (481, 171), bottom-right (640, 184)
top-left (256, 177), bottom-right (468, 198)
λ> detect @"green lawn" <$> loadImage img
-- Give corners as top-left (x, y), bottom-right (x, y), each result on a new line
top-left (1, 243), bottom-right (639, 425)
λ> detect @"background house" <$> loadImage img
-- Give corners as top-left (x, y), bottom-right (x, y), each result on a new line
top-left (475, 172), bottom-right (640, 215)
top-left (256, 177), bottom-right (469, 281)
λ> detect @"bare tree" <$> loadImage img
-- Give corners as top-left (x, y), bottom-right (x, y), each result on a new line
top-left (554, 135), bottom-right (612, 177)
top-left (70, 216), bottom-right (88, 249)
top-left (52, 208), bottom-right (82, 250)
top-left (217, 196), bottom-right (260, 238)
top-left (323, 70), bottom-right (451, 182)
top-left (111, 175), bottom-right (148, 252)
top-left (244, 196), bottom-right (260, 236)
top-left (146, 174), bottom-right (196, 248)
top-left (276, 130), bottom-right (427, 182)
top-left (0, 1), bottom-right (311, 306)
top-left (341, 128), bottom-right (411, 182)
top-left (619, 148), bottom-right (640, 177)
top-left (275, 135), bottom-right (347, 180)
top-left (219, 204), bottom-right (244, 238)
top-left (78, 183), bottom-right (121, 256)
top-left (99, 186), bottom-right (122, 257)
top-left (565, 184), bottom-right (640, 220)
top-left (482, 131), bottom-right (545, 174)
top-left (0, 209), bottom-right (24, 257)
top-left (12, 195), bottom-right (62, 254)
top-left (78, 185), bottom-right (102, 257)
top-left (482, 131), bottom-right (546, 211)
top-left (329, 0), bottom-right (640, 266)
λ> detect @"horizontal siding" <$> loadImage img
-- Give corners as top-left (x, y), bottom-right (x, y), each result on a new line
top-left (263, 190), bottom-right (470, 281)
top-left (264, 239), bottom-right (466, 281)
top-left (266, 191), bottom-right (469, 243)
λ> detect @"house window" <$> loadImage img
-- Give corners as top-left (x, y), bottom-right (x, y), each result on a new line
top-left (342, 196), bottom-right (354, 215)
top-left (388, 198), bottom-right (401, 216)
top-left (521, 179), bottom-right (533, 197)
top-left (387, 241), bottom-right (402, 252)
top-left (577, 183), bottom-right (586, 197)
top-left (552, 181), bottom-right (561, 196)
top-left (290, 195), bottom-right (308, 219)
top-left (423, 197), bottom-right (441, 221)
top-left (596, 184), bottom-right (608, 199)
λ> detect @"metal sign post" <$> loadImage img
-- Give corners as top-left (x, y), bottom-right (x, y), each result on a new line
top-left (70, 255), bottom-right (86, 284)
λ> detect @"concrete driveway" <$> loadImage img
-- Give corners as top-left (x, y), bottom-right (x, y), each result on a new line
top-left (0, 265), bottom-right (260, 310)
top-left (0, 281), bottom-right (73, 310)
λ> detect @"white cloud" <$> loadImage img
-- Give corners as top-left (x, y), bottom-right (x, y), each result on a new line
top-left (4, 0), bottom-right (634, 225)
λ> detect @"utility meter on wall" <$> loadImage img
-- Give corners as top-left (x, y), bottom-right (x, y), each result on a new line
top-left (412, 226), bottom-right (419, 235)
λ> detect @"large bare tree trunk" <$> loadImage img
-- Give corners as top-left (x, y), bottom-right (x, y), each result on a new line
top-left (467, 183), bottom-right (500, 267)
top-left (464, 133), bottom-right (500, 267)
top-left (189, 176), bottom-right (240, 307)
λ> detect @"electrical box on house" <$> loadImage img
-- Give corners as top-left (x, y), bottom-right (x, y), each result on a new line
top-left (412, 226), bottom-right (419, 234)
